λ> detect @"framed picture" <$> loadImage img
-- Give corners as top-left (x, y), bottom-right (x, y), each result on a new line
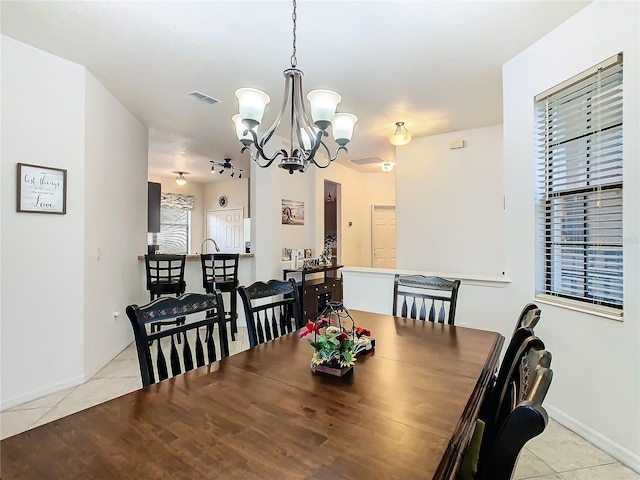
top-left (17, 163), bottom-right (67, 214)
top-left (282, 199), bottom-right (304, 225)
top-left (304, 248), bottom-right (312, 259)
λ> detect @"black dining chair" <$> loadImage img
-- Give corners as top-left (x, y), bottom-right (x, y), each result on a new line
top-left (200, 253), bottom-right (240, 341)
top-left (238, 278), bottom-right (302, 348)
top-left (458, 365), bottom-right (553, 480)
top-left (473, 330), bottom-right (551, 480)
top-left (392, 274), bottom-right (461, 325)
top-left (126, 292), bottom-right (229, 387)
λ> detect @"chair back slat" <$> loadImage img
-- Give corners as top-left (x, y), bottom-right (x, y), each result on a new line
top-left (170, 336), bottom-right (181, 377)
top-left (239, 279), bottom-right (302, 348)
top-left (195, 329), bottom-right (205, 367)
top-left (206, 325), bottom-right (218, 364)
top-left (419, 299), bottom-right (426, 320)
top-left (393, 274), bottom-right (461, 325)
top-left (156, 342), bottom-right (168, 384)
top-left (126, 292), bottom-right (228, 387)
top-left (182, 332), bottom-right (194, 371)
top-left (264, 309), bottom-right (274, 342)
top-left (256, 311), bottom-right (266, 344)
top-left (271, 308), bottom-right (279, 339)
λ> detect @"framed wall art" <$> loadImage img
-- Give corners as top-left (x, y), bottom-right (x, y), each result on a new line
top-left (281, 199), bottom-right (304, 225)
top-left (17, 163), bottom-right (67, 214)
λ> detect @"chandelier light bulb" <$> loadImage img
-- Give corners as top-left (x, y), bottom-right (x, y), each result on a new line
top-left (332, 113), bottom-right (358, 146)
top-left (235, 88), bottom-right (270, 128)
top-left (232, 114), bottom-right (255, 145)
top-left (389, 121), bottom-right (412, 146)
top-left (307, 90), bottom-right (341, 130)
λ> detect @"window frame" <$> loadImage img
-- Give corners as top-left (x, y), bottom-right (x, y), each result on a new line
top-left (534, 54), bottom-right (623, 319)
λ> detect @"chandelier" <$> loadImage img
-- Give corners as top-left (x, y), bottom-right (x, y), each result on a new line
top-left (232, 0), bottom-right (357, 174)
top-left (210, 158), bottom-right (243, 179)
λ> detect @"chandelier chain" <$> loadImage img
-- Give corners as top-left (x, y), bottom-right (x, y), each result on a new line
top-left (291, 0), bottom-right (297, 68)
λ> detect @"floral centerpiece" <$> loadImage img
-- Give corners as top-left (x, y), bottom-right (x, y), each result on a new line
top-left (299, 301), bottom-right (374, 376)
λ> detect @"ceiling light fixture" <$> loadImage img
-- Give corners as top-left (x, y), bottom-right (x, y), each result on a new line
top-left (174, 171), bottom-right (188, 186)
top-left (233, 0), bottom-right (357, 174)
top-left (381, 161), bottom-right (395, 173)
top-left (210, 158), bottom-right (243, 179)
top-left (389, 122), bottom-right (412, 146)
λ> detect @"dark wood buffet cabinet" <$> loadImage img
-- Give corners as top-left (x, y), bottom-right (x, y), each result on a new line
top-left (283, 265), bottom-right (343, 323)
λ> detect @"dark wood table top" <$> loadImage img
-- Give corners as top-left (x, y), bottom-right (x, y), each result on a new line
top-left (1, 311), bottom-right (504, 480)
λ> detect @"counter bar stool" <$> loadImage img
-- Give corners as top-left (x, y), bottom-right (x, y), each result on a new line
top-left (201, 253), bottom-right (240, 341)
top-left (144, 254), bottom-right (187, 333)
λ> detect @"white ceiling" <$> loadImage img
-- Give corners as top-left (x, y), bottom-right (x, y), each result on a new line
top-left (1, 0), bottom-right (590, 183)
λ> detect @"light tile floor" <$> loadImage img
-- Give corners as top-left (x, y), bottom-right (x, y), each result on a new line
top-left (2, 328), bottom-right (638, 480)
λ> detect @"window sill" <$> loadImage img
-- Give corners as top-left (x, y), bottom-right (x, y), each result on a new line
top-left (534, 294), bottom-right (623, 322)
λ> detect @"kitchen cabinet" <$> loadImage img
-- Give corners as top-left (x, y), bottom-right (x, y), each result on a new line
top-left (148, 182), bottom-right (161, 233)
top-left (283, 265), bottom-right (343, 323)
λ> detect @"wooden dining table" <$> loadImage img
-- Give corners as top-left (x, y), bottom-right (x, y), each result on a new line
top-left (1, 310), bottom-right (504, 480)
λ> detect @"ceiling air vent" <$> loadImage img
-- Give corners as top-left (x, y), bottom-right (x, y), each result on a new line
top-left (187, 91), bottom-right (220, 105)
top-left (350, 156), bottom-right (384, 166)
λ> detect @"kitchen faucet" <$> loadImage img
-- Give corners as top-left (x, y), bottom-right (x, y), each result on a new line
top-left (201, 238), bottom-right (220, 253)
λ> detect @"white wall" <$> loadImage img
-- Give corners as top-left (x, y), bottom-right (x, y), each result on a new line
top-left (250, 149), bottom-right (316, 282)
top-left (1, 37), bottom-right (149, 409)
top-left (1, 37), bottom-right (86, 407)
top-left (503, 0), bottom-right (639, 468)
top-left (147, 174), bottom-right (204, 254)
top-left (83, 71), bottom-right (148, 378)
top-left (203, 178), bottom-right (249, 217)
top-left (314, 161), bottom-right (396, 267)
top-left (395, 125), bottom-right (505, 276)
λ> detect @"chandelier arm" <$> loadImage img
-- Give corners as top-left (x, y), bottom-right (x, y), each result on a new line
top-left (302, 129), bottom-right (326, 163)
top-left (241, 131), bottom-right (288, 168)
top-left (257, 72), bottom-right (294, 149)
top-left (308, 142), bottom-right (348, 168)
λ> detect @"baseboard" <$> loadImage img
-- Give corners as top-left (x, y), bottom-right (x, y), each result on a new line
top-left (546, 404), bottom-right (640, 474)
top-left (1, 374), bottom-right (85, 411)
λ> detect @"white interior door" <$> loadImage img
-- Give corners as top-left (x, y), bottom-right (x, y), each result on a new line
top-left (205, 208), bottom-right (244, 253)
top-left (372, 205), bottom-right (396, 268)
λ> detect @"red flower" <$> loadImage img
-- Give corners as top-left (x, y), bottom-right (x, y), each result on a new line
top-left (299, 319), bottom-right (328, 338)
top-left (354, 326), bottom-right (371, 337)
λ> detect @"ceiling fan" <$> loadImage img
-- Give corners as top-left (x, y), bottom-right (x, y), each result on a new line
top-left (210, 158), bottom-right (243, 179)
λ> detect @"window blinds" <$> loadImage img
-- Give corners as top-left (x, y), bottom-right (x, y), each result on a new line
top-left (535, 54), bottom-right (623, 312)
top-left (161, 192), bottom-right (195, 210)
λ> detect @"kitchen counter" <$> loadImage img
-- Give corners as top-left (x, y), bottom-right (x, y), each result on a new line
top-left (139, 253), bottom-right (255, 326)
top-left (138, 253), bottom-right (254, 260)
